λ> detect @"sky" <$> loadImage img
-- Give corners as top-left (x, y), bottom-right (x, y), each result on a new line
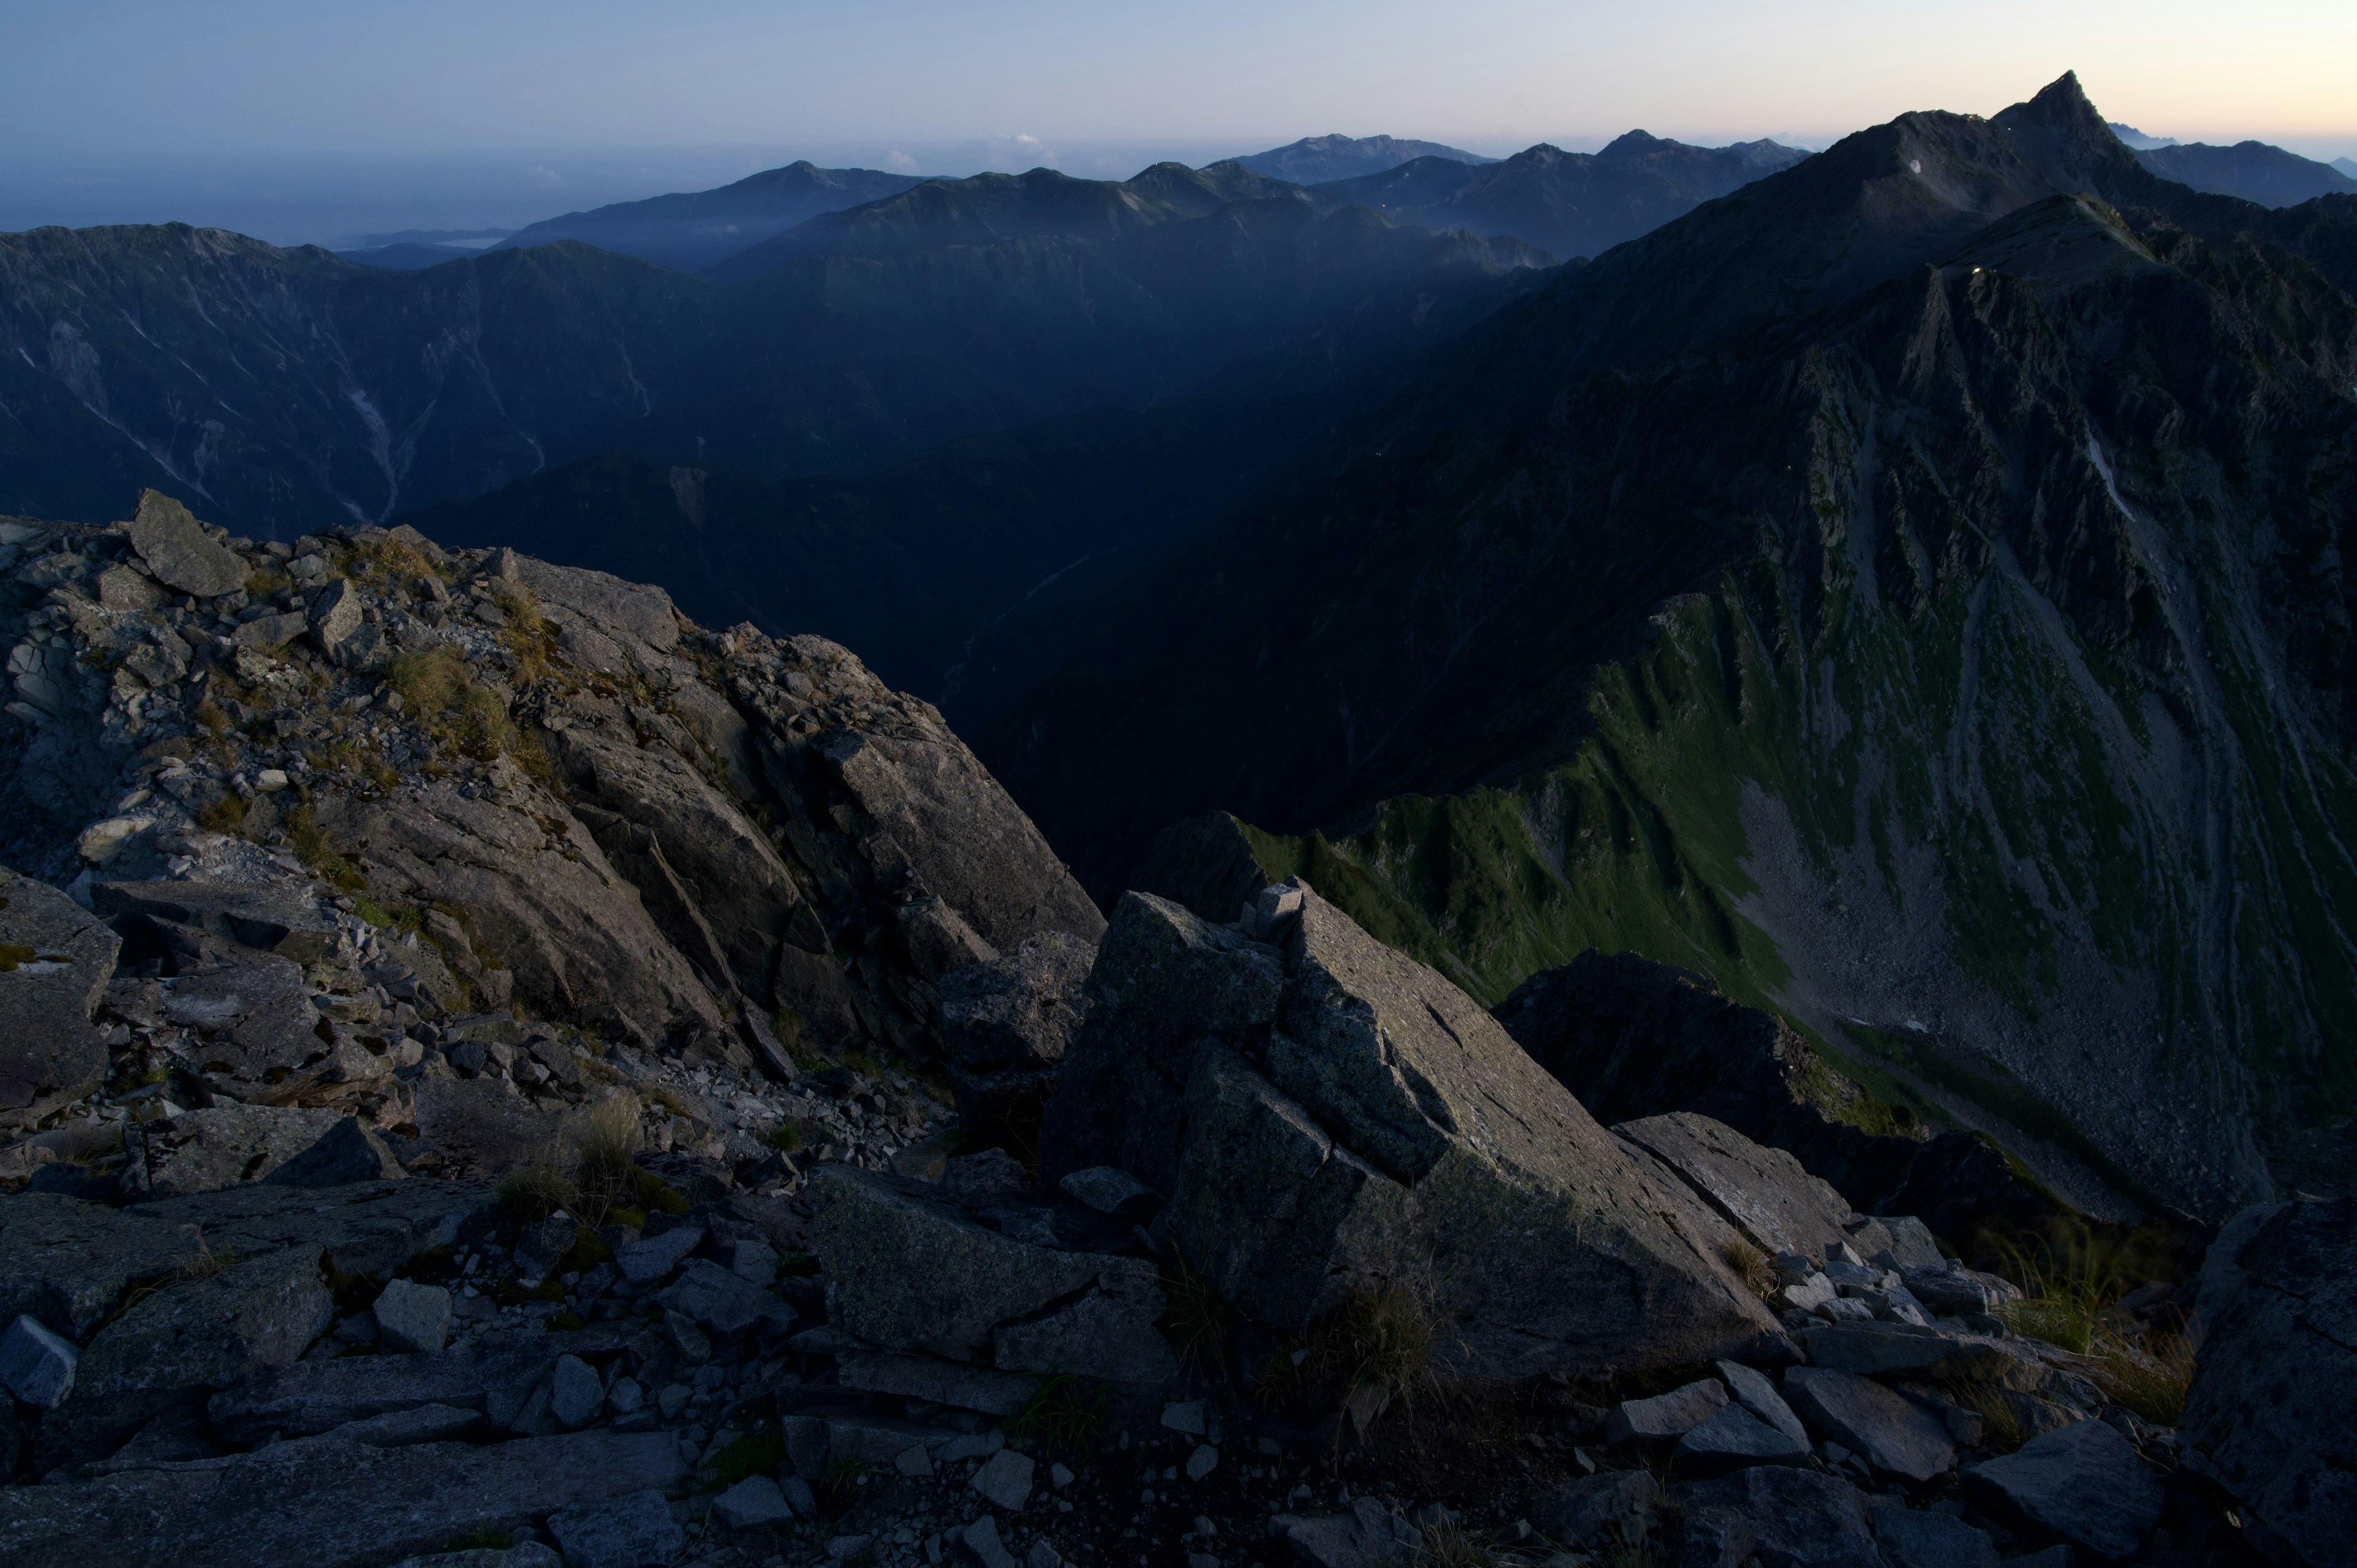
top-left (3, 0), bottom-right (2353, 245)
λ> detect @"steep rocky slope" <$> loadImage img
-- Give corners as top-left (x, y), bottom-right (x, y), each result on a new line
top-left (985, 75), bottom-right (2357, 1219)
top-left (0, 493), bottom-right (2329, 1568)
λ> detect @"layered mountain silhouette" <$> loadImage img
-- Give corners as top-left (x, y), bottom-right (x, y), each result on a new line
top-left (2134, 139), bottom-right (2357, 207)
top-left (982, 73), bottom-right (2357, 1218)
top-left (1233, 133), bottom-right (1497, 184)
top-left (0, 196), bottom-right (1546, 534)
top-left (493, 160), bottom-right (925, 271)
top-left (1311, 131), bottom-right (1810, 259)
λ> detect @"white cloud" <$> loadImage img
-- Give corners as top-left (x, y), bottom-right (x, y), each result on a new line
top-left (525, 164), bottom-right (563, 187)
top-left (984, 133), bottom-right (1058, 171)
top-left (884, 149), bottom-right (917, 172)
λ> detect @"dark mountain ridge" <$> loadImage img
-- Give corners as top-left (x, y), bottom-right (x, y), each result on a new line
top-left (1311, 131), bottom-right (1811, 260)
top-left (981, 74), bottom-right (2357, 1218)
top-left (2135, 139), bottom-right (2357, 208)
top-left (0, 199), bottom-right (1547, 538)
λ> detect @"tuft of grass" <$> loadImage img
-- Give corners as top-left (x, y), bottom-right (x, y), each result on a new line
top-left (1417, 1523), bottom-right (1496, 1568)
top-left (570, 1094), bottom-right (644, 1228)
top-left (1942, 1378), bottom-right (2026, 1451)
top-left (1161, 1247), bottom-right (1234, 1377)
top-left (385, 646), bottom-right (467, 715)
top-left (1290, 1283), bottom-right (1439, 1437)
top-left (195, 792), bottom-right (249, 835)
top-left (765, 1121), bottom-right (805, 1154)
top-left (195, 698), bottom-right (231, 736)
top-left (815, 1456), bottom-right (866, 1518)
top-left (1992, 1222), bottom-right (2130, 1353)
top-left (701, 1425), bottom-right (787, 1492)
top-left (1004, 1372), bottom-right (1111, 1457)
top-left (497, 1159), bottom-right (578, 1224)
top-left (2088, 1329), bottom-right (2196, 1427)
top-left (1721, 1237), bottom-right (1775, 1300)
top-left (174, 1226), bottom-right (237, 1283)
top-left (646, 1085), bottom-right (689, 1117)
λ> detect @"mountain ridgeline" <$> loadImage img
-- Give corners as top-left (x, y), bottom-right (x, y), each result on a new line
top-left (982, 74), bottom-right (2357, 1220)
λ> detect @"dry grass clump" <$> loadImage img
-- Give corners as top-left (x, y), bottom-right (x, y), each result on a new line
top-left (1280, 1281), bottom-right (1440, 1437)
top-left (2088, 1329), bottom-right (2197, 1426)
top-left (1417, 1523), bottom-right (1496, 1568)
top-left (570, 1093), bottom-right (644, 1226)
top-left (1161, 1247), bottom-right (1234, 1377)
top-left (386, 646), bottom-right (468, 715)
top-left (496, 1159), bottom-right (578, 1224)
top-left (1942, 1378), bottom-right (2027, 1451)
top-left (1721, 1236), bottom-right (1775, 1300)
top-left (174, 1225), bottom-right (237, 1282)
top-left (1004, 1372), bottom-right (1111, 1456)
top-left (195, 792), bottom-right (249, 835)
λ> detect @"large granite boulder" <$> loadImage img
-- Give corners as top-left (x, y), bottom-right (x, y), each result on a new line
top-left (126, 490), bottom-right (245, 598)
top-left (0, 863), bottom-right (118, 1126)
top-left (939, 931), bottom-right (1097, 1146)
top-left (1963, 1418), bottom-right (2164, 1559)
top-left (1045, 884), bottom-right (1786, 1379)
top-left (120, 1104), bottom-right (350, 1199)
top-left (2178, 1197), bottom-right (2355, 1566)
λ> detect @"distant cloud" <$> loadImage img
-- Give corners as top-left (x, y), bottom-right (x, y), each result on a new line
top-left (525, 164), bottom-right (563, 187)
top-left (884, 150), bottom-right (918, 172)
top-left (985, 133), bottom-right (1058, 171)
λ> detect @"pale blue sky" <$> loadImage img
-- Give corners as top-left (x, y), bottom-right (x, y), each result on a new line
top-left (3, 0), bottom-right (2351, 242)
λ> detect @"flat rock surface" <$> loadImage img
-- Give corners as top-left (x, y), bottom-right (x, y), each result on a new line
top-left (1963, 1418), bottom-right (2163, 1558)
top-left (1785, 1365), bottom-right (1956, 1481)
top-left (1614, 1111), bottom-right (1856, 1264)
top-left (2178, 1197), bottom-right (2355, 1564)
top-left (0, 1430), bottom-right (686, 1568)
top-left (1678, 1465), bottom-right (1884, 1568)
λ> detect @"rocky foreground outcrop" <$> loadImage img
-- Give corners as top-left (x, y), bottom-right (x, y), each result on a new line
top-left (1, 498), bottom-right (2335, 1568)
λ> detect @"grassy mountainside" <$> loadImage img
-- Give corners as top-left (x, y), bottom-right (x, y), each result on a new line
top-left (986, 79), bottom-right (2357, 1219)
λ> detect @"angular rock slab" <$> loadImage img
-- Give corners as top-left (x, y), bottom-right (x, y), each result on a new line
top-left (1614, 1111), bottom-right (1857, 1265)
top-left (128, 490), bottom-right (246, 598)
top-left (1606, 1377), bottom-right (1727, 1453)
top-left (1964, 1416), bottom-right (2164, 1559)
top-left (1784, 1365), bottom-right (1956, 1481)
top-left (0, 863), bottom-right (118, 1120)
top-left (1803, 1321), bottom-right (2030, 1385)
top-left (810, 1164), bottom-right (1171, 1383)
top-left (1867, 1500), bottom-right (1999, 1568)
top-left (209, 1327), bottom-right (634, 1444)
top-left (1716, 1358), bottom-right (1809, 1447)
top-left (0, 1431), bottom-right (687, 1568)
top-left (2179, 1197), bottom-right (2356, 1567)
top-left (1672, 1401), bottom-right (1813, 1477)
top-left (122, 1104), bottom-right (349, 1199)
top-left (1268, 887), bottom-right (1786, 1378)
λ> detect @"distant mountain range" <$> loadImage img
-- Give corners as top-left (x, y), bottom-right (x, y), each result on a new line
top-left (1233, 134), bottom-right (1496, 184)
top-left (489, 161), bottom-right (926, 272)
top-left (2135, 140), bottom-right (2357, 207)
top-left (1310, 131), bottom-right (1812, 260)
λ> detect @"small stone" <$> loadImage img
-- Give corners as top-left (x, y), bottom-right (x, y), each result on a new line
top-left (1027, 1542), bottom-right (1062, 1568)
top-left (551, 1353), bottom-right (604, 1429)
top-left (1672, 1402), bottom-right (1813, 1477)
top-left (373, 1278), bottom-right (452, 1354)
top-left (0, 1315), bottom-right (79, 1408)
top-left (657, 1383), bottom-right (691, 1419)
top-left (960, 1518), bottom-right (1016, 1568)
top-left (1784, 1367), bottom-right (1956, 1483)
top-left (1059, 1165), bottom-right (1157, 1216)
top-left (713, 1473), bottom-right (797, 1530)
top-left (827, 1537), bottom-right (878, 1564)
top-left (781, 1475), bottom-right (819, 1519)
top-left (1161, 1399), bottom-right (1208, 1435)
top-left (614, 1226), bottom-right (703, 1284)
top-left (548, 1487), bottom-right (686, 1568)
top-left (896, 1443), bottom-right (934, 1476)
top-left (1714, 1359), bottom-right (1808, 1448)
top-left (731, 1240), bottom-right (780, 1286)
top-left (971, 1446), bottom-right (1036, 1510)
top-left (1050, 1462), bottom-right (1074, 1489)
top-left (608, 1377), bottom-right (645, 1415)
top-left (1186, 1443), bottom-right (1218, 1481)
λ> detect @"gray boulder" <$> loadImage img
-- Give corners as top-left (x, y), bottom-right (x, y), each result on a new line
top-left (657, 1259), bottom-right (791, 1339)
top-left (549, 1488), bottom-right (687, 1568)
top-left (1038, 892), bottom-right (1286, 1192)
top-left (122, 1105), bottom-right (349, 1199)
top-left (1803, 1320), bottom-right (2030, 1383)
top-left (0, 1430), bottom-right (685, 1568)
top-left (373, 1278), bottom-right (453, 1354)
top-left (712, 1474), bottom-right (795, 1531)
top-left (1902, 1261), bottom-right (2021, 1318)
top-left (2178, 1197), bottom-right (2355, 1566)
top-left (1963, 1419), bottom-right (2163, 1559)
top-left (1614, 1111), bottom-right (1857, 1265)
top-left (810, 1164), bottom-right (1174, 1386)
top-left (1531, 1470), bottom-right (1661, 1552)
top-left (1784, 1366), bottom-right (1956, 1481)
top-left (0, 864), bottom-right (118, 1126)
top-left (93, 878), bottom-right (339, 964)
top-left (1716, 1358), bottom-right (1809, 1446)
top-left (1676, 1466), bottom-right (1883, 1568)
top-left (940, 932), bottom-right (1097, 1141)
top-left (268, 1116), bottom-right (408, 1187)
top-left (48, 1244), bottom-right (334, 1464)
top-left (127, 490), bottom-right (245, 597)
